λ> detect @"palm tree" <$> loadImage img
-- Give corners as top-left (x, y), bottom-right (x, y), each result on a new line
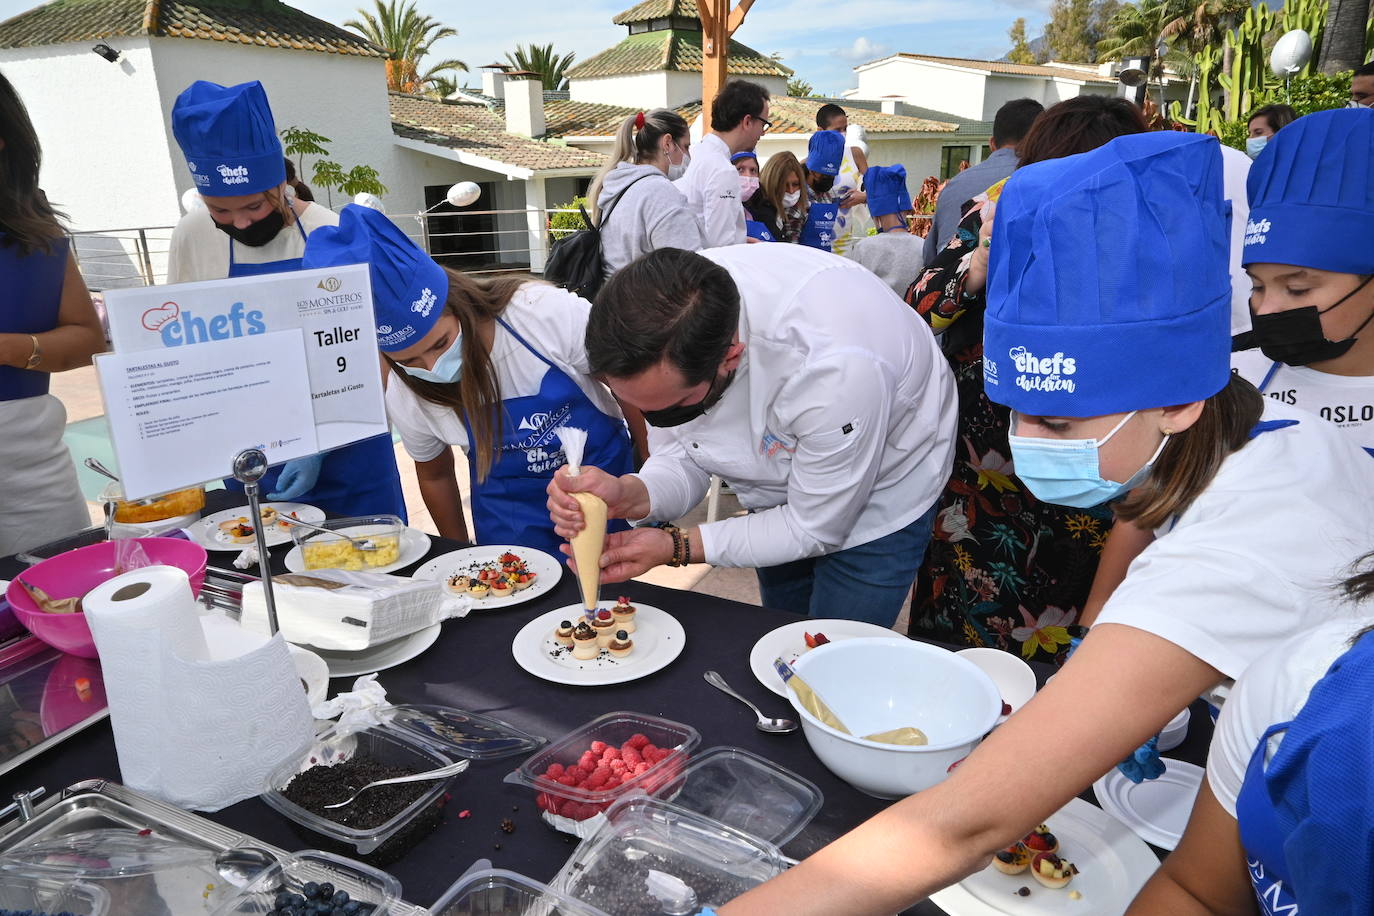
top-left (426, 74), bottom-right (462, 99)
top-left (503, 43), bottom-right (577, 91)
top-left (1160, 0), bottom-right (1248, 115)
top-left (1318, 0), bottom-right (1372, 73)
top-left (1096, 0), bottom-right (1185, 67)
top-left (344, 0), bottom-right (467, 94)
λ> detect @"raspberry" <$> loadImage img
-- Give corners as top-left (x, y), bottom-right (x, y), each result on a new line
top-left (634, 761), bottom-right (651, 774)
top-left (587, 767), bottom-right (610, 788)
top-left (558, 775), bottom-right (578, 787)
top-left (609, 760), bottom-right (627, 773)
top-left (628, 733), bottom-right (651, 749)
top-left (545, 763), bottom-right (565, 778)
top-left (590, 740), bottom-right (608, 753)
top-left (622, 749), bottom-right (641, 767)
top-left (579, 750), bottom-right (598, 768)
top-left (601, 746), bottom-right (621, 761)
top-left (567, 765), bottom-right (587, 782)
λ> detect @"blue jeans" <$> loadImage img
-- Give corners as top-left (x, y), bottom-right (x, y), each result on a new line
top-left (755, 503), bottom-right (938, 626)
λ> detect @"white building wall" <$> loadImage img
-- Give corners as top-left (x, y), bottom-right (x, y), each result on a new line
top-left (981, 75), bottom-right (1049, 120)
top-left (1, 39), bottom-right (181, 233)
top-left (147, 39), bottom-right (405, 217)
top-left (570, 71), bottom-right (669, 107)
top-left (854, 59), bottom-right (987, 121)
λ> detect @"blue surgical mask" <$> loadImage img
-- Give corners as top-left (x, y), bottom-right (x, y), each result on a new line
top-left (399, 334), bottom-right (463, 384)
top-left (1245, 135), bottom-right (1268, 160)
top-left (1008, 411), bottom-right (1170, 509)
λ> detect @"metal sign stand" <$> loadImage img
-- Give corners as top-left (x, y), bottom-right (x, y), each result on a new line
top-left (230, 448), bottom-right (279, 636)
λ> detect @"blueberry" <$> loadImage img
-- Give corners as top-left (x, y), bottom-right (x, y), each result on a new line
top-left (276, 891), bottom-right (295, 907)
top-left (288, 893), bottom-right (307, 907)
top-left (342, 903), bottom-right (363, 915)
top-left (331, 890), bottom-right (350, 906)
top-left (302, 881), bottom-right (320, 898)
top-left (318, 882), bottom-right (335, 900)
top-left (332, 909), bottom-right (348, 916)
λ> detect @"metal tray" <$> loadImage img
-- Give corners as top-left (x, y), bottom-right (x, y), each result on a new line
top-left (0, 779), bottom-right (426, 915)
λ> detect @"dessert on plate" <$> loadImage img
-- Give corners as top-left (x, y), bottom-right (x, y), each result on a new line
top-left (554, 620), bottom-right (575, 647)
top-left (1030, 852), bottom-right (1077, 889)
top-left (992, 842), bottom-right (1031, 875)
top-left (590, 608), bottom-right (617, 647)
top-left (612, 596), bottom-right (637, 633)
top-left (571, 621), bottom-right (599, 660)
top-left (607, 629), bottom-right (634, 659)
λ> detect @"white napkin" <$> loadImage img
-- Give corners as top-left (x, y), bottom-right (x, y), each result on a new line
top-left (240, 569), bottom-right (469, 651)
top-left (311, 673), bottom-right (389, 729)
top-left (83, 566), bottom-right (314, 812)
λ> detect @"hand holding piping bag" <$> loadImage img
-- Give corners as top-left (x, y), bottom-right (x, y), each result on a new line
top-left (555, 427), bottom-right (608, 613)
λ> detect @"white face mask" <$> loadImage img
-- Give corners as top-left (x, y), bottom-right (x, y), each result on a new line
top-left (739, 176), bottom-right (759, 201)
top-left (783, 190), bottom-right (801, 208)
top-left (666, 142), bottom-right (690, 181)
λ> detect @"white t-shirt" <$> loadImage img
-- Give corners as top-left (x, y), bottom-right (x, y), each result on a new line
top-left (385, 283), bottom-right (621, 461)
top-left (1208, 618), bottom-right (1368, 817)
top-left (633, 243), bottom-right (957, 568)
top-left (1095, 399), bottom-right (1374, 679)
top-left (1233, 348), bottom-right (1374, 456)
top-left (166, 201), bottom-right (338, 284)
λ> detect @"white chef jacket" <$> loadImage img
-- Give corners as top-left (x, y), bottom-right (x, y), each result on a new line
top-left (166, 202), bottom-right (338, 283)
top-left (633, 243), bottom-right (958, 568)
top-left (674, 133), bottom-right (746, 249)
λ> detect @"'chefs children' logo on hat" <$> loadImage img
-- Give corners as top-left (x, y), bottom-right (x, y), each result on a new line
top-left (412, 287), bottom-right (437, 318)
top-left (1009, 345), bottom-right (1077, 394)
top-left (1243, 217), bottom-right (1271, 247)
top-left (216, 163), bottom-right (251, 185)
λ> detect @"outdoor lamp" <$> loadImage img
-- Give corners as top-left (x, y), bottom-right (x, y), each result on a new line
top-left (92, 43), bottom-right (122, 63)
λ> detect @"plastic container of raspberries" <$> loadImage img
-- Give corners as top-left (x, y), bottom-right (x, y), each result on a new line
top-left (211, 850), bottom-right (400, 915)
top-left (503, 711), bottom-right (701, 837)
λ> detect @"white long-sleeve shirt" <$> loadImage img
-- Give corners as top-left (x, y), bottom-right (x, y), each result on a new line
top-left (674, 133), bottom-right (746, 248)
top-left (633, 244), bottom-right (957, 568)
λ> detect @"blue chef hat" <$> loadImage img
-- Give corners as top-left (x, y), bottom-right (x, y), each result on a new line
top-left (1243, 107), bottom-right (1374, 275)
top-left (865, 164), bottom-right (909, 218)
top-left (171, 81), bottom-right (286, 197)
top-left (807, 130), bottom-right (845, 176)
top-left (983, 131), bottom-right (1231, 418)
top-left (730, 150), bottom-right (758, 164)
top-left (303, 204), bottom-right (450, 352)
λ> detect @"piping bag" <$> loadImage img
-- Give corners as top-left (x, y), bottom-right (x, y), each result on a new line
top-left (774, 656), bottom-right (928, 746)
top-left (555, 426), bottom-right (607, 614)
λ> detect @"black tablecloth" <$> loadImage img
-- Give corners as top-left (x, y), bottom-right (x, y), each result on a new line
top-left (0, 493), bottom-right (1214, 912)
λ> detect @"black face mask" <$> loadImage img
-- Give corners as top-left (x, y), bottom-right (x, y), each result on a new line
top-left (1232, 275), bottom-right (1374, 366)
top-left (642, 370), bottom-right (736, 428)
top-left (811, 173), bottom-right (835, 194)
top-left (213, 208), bottom-right (286, 247)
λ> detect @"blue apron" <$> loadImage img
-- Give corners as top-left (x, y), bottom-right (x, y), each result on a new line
top-left (0, 237), bottom-right (67, 402)
top-left (799, 202), bottom-right (839, 251)
top-left (462, 318), bottom-right (634, 556)
top-left (745, 219), bottom-right (776, 242)
top-left (1237, 721), bottom-right (1300, 914)
top-left (221, 221), bottom-right (407, 520)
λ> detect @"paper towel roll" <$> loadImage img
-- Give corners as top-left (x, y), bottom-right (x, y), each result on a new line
top-left (85, 567), bottom-right (314, 811)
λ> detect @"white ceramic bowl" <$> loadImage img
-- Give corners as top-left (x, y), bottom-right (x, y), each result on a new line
top-left (787, 638), bottom-right (1002, 798)
top-left (955, 647), bottom-right (1038, 722)
top-left (1157, 706), bottom-right (1190, 752)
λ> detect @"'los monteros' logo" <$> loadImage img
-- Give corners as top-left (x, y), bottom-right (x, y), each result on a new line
top-left (1009, 345), bottom-right (1077, 394)
top-left (217, 163), bottom-right (250, 185)
top-left (317, 276), bottom-right (342, 292)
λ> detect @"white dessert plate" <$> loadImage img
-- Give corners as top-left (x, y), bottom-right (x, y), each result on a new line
top-left (511, 603), bottom-right (685, 687)
top-left (306, 623), bottom-right (443, 678)
top-left (410, 544), bottom-right (563, 609)
top-left (189, 502), bottom-right (325, 551)
top-left (929, 796), bottom-right (1159, 915)
top-left (956, 647), bottom-right (1039, 725)
top-left (282, 526), bottom-right (431, 576)
top-left (1093, 758), bottom-right (1204, 851)
top-left (749, 618), bottom-right (906, 697)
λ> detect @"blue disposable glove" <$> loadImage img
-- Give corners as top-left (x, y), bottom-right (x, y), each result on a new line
top-left (1117, 735), bottom-right (1166, 783)
top-left (267, 454), bottom-right (325, 501)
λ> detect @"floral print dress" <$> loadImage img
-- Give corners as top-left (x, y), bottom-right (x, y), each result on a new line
top-left (903, 180), bottom-right (1110, 663)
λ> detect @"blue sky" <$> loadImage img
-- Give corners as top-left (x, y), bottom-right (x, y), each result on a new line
top-left (0, 0), bottom-right (1053, 96)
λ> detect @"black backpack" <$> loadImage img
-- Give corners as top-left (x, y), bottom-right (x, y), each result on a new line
top-left (544, 174), bottom-right (652, 300)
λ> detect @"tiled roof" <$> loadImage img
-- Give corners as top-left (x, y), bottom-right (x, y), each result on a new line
top-left (837, 98), bottom-right (992, 136)
top-left (566, 28), bottom-right (790, 79)
top-left (541, 96), bottom-right (957, 138)
top-left (891, 53), bottom-right (1116, 85)
top-left (389, 93), bottom-right (604, 172)
top-left (612, 0), bottom-right (697, 25)
top-left (0, 0), bottom-right (384, 56)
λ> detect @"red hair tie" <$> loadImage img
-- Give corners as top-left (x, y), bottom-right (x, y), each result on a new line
top-left (634, 111), bottom-right (645, 130)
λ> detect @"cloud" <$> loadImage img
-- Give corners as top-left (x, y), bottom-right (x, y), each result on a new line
top-left (838, 37), bottom-right (890, 62)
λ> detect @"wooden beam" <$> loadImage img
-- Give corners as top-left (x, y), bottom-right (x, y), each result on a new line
top-left (725, 0), bottom-right (754, 36)
top-left (701, 0), bottom-right (755, 134)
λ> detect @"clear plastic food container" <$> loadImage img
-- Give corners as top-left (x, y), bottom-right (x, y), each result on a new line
top-left (262, 723), bottom-right (454, 861)
top-left (657, 745), bottom-right (823, 847)
top-left (503, 711), bottom-right (701, 834)
top-left (99, 481), bottom-right (206, 524)
top-left (377, 704), bottom-right (547, 761)
top-left (292, 515), bottom-right (404, 571)
top-left (211, 850), bottom-right (401, 916)
top-left (0, 872), bottom-right (109, 916)
top-left (430, 867), bottom-right (610, 916)
top-left (551, 796), bottom-right (789, 915)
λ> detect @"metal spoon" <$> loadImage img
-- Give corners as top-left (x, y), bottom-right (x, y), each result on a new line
top-left (322, 759), bottom-right (470, 809)
top-left (213, 846), bottom-right (276, 888)
top-left (84, 457), bottom-right (158, 506)
top-left (703, 670), bottom-right (798, 734)
top-left (278, 514), bottom-right (379, 551)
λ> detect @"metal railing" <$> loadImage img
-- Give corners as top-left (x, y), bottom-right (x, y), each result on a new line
top-left (69, 226), bottom-right (175, 289)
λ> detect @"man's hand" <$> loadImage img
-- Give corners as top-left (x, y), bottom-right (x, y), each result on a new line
top-left (547, 466), bottom-right (639, 537)
top-left (560, 527), bottom-right (674, 583)
top-left (840, 190), bottom-right (867, 210)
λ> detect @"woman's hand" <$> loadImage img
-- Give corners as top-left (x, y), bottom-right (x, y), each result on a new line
top-left (965, 201), bottom-right (996, 294)
top-left (560, 527), bottom-right (674, 583)
top-left (547, 466), bottom-right (648, 537)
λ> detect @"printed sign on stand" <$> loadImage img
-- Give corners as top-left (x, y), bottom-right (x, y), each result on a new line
top-left (103, 264), bottom-right (387, 452)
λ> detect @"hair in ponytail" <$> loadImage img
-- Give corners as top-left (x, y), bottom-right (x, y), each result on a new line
top-left (586, 108), bottom-right (690, 219)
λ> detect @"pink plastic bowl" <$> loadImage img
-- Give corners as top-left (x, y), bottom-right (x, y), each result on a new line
top-left (5, 538), bottom-right (208, 658)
